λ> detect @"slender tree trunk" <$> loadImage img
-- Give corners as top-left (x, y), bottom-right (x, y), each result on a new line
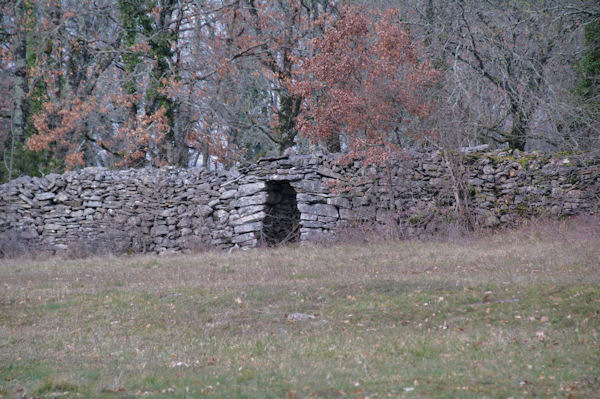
top-left (9, 0), bottom-right (28, 180)
top-left (276, 93), bottom-right (301, 154)
top-left (149, 0), bottom-right (189, 167)
top-left (202, 137), bottom-right (209, 169)
top-left (172, 106), bottom-right (189, 167)
top-left (325, 134), bottom-right (341, 153)
top-left (508, 102), bottom-right (528, 151)
top-left (424, 0), bottom-right (434, 46)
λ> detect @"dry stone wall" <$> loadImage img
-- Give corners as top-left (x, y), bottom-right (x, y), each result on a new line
top-left (1, 150), bottom-right (598, 255)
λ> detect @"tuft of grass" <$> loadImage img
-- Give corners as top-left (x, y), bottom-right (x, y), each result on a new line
top-left (0, 218), bottom-right (599, 398)
top-left (36, 377), bottom-right (79, 395)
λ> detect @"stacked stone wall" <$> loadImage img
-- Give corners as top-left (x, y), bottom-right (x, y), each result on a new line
top-left (1, 150), bottom-right (598, 254)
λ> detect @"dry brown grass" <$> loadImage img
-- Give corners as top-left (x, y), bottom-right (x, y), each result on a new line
top-left (1, 217), bottom-right (599, 398)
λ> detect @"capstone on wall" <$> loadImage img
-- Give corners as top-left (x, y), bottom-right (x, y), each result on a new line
top-left (1, 150), bottom-right (598, 254)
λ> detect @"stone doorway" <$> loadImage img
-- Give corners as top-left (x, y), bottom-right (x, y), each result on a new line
top-left (262, 181), bottom-right (300, 245)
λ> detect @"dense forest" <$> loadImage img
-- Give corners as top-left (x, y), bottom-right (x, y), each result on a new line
top-left (1, 0), bottom-right (598, 182)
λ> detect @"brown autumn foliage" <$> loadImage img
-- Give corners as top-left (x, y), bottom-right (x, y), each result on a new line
top-left (293, 5), bottom-right (441, 165)
top-left (23, 0), bottom-right (176, 170)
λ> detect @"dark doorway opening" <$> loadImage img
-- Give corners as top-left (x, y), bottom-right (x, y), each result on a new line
top-left (262, 181), bottom-right (300, 245)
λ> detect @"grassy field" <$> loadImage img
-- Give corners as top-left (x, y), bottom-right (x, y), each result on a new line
top-left (1, 220), bottom-right (599, 398)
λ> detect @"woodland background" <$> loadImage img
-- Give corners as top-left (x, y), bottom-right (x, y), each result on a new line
top-left (1, 0), bottom-right (599, 183)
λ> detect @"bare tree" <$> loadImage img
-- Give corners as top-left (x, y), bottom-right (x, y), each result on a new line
top-left (384, 0), bottom-right (600, 152)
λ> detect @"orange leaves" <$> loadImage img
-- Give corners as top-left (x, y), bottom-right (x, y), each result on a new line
top-left (27, 97), bottom-right (96, 160)
top-left (292, 4), bottom-right (441, 164)
top-left (150, 6), bottom-right (163, 21)
top-left (372, 10), bottom-right (414, 65)
top-left (65, 152), bottom-right (84, 168)
top-left (25, 92), bottom-right (171, 169)
top-left (116, 106), bottom-right (170, 166)
top-left (129, 40), bottom-right (151, 53)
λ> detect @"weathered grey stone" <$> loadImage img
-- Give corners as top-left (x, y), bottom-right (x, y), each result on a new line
top-left (102, 201), bottom-right (121, 209)
top-left (327, 197), bottom-right (351, 208)
top-left (220, 189), bottom-right (237, 200)
top-left (178, 217), bottom-right (192, 228)
top-left (231, 211), bottom-right (267, 226)
top-left (83, 195), bottom-right (102, 201)
top-left (294, 180), bottom-right (329, 193)
top-left (429, 178), bottom-right (445, 186)
top-left (35, 192), bottom-right (56, 201)
top-left (197, 205), bottom-right (213, 217)
top-left (316, 167), bottom-right (344, 180)
top-left (297, 193), bottom-right (326, 203)
top-left (297, 203), bottom-right (338, 218)
top-left (302, 220), bottom-right (325, 228)
top-left (151, 225), bottom-right (169, 236)
top-left (55, 192), bottom-right (69, 202)
top-left (238, 205), bottom-right (264, 217)
top-left (231, 193), bottom-right (268, 208)
top-left (234, 222), bottom-right (263, 234)
top-left (287, 312), bottom-right (316, 321)
top-left (18, 194), bottom-right (34, 206)
top-left (19, 229), bottom-right (39, 239)
top-left (44, 224), bottom-right (65, 231)
top-left (160, 208), bottom-right (175, 217)
top-left (267, 174), bottom-right (304, 181)
top-left (238, 182), bottom-right (266, 196)
top-left (339, 209), bottom-right (356, 220)
top-left (483, 165), bottom-right (495, 175)
top-left (213, 209), bottom-right (228, 222)
top-left (232, 232), bottom-right (257, 244)
top-left (317, 216), bottom-right (338, 223)
top-left (300, 213), bottom-right (318, 221)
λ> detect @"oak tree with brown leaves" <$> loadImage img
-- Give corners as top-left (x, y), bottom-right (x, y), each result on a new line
top-left (293, 5), bottom-right (440, 164)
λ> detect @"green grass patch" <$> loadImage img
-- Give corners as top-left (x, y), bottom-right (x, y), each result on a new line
top-left (1, 220), bottom-right (599, 398)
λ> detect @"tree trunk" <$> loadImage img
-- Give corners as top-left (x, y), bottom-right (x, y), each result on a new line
top-left (170, 107), bottom-right (189, 167)
top-left (507, 103), bottom-right (528, 151)
top-left (9, 0), bottom-right (29, 180)
top-left (325, 134), bottom-right (341, 153)
top-left (424, 0), bottom-right (434, 46)
top-left (150, 0), bottom-right (189, 167)
top-left (202, 138), bottom-right (209, 169)
top-left (276, 93), bottom-right (301, 154)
